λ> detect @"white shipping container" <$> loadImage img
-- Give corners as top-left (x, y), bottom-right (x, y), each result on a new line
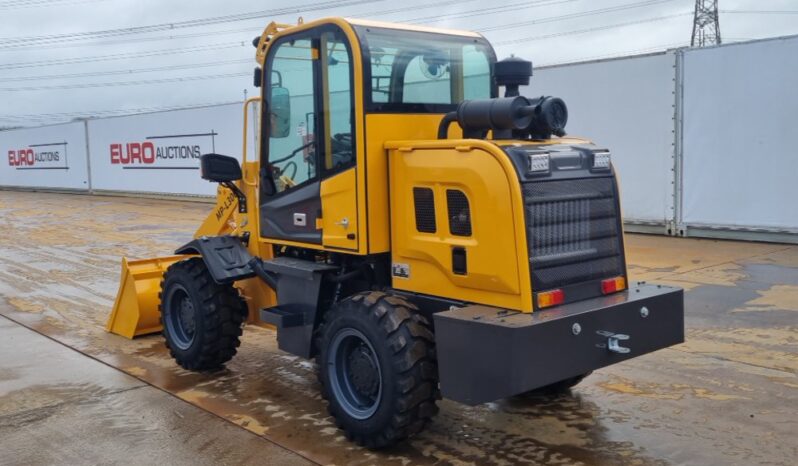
top-left (86, 103), bottom-right (246, 196)
top-left (0, 121), bottom-right (90, 191)
top-left (681, 36), bottom-right (798, 233)
top-left (530, 52), bottom-right (677, 227)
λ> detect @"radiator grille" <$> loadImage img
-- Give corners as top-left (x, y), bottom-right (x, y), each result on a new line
top-left (523, 177), bottom-right (624, 291)
top-left (413, 187), bottom-right (436, 233)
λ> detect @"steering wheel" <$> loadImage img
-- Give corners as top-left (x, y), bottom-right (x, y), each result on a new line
top-left (270, 142), bottom-right (313, 189)
top-left (276, 161), bottom-right (298, 189)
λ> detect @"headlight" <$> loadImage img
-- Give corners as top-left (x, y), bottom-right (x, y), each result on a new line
top-left (593, 151), bottom-right (611, 169)
top-left (527, 152), bottom-right (550, 172)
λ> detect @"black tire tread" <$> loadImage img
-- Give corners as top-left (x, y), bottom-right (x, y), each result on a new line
top-left (159, 257), bottom-right (247, 371)
top-left (316, 291), bottom-right (439, 449)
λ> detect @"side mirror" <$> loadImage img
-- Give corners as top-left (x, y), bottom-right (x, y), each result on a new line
top-left (253, 66), bottom-right (262, 88)
top-left (200, 153), bottom-right (242, 183)
top-left (270, 86), bottom-right (291, 138)
top-left (200, 154), bottom-right (247, 214)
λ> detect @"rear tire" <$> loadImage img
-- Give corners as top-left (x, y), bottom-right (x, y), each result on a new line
top-left (316, 291), bottom-right (439, 449)
top-left (159, 257), bottom-right (247, 371)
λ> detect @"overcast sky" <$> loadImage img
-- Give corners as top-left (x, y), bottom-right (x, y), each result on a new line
top-left (1, 0), bottom-right (796, 127)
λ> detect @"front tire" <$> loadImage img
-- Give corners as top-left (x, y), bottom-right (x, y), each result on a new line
top-left (317, 292), bottom-right (439, 449)
top-left (159, 257), bottom-right (247, 371)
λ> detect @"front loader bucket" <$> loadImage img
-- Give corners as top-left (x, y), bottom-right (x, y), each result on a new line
top-left (106, 255), bottom-right (186, 339)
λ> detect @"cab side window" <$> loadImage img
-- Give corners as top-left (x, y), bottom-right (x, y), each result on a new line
top-left (268, 39), bottom-right (317, 193)
top-left (320, 32), bottom-right (355, 175)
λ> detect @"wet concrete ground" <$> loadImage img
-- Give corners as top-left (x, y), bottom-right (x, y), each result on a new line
top-left (0, 316), bottom-right (311, 465)
top-left (0, 190), bottom-right (795, 465)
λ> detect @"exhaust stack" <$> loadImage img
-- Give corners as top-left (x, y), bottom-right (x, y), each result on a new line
top-left (438, 56), bottom-right (568, 140)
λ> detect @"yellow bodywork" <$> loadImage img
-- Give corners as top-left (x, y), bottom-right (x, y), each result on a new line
top-left (106, 16), bottom-right (593, 338)
top-left (319, 168), bottom-right (359, 250)
top-left (387, 139), bottom-right (533, 311)
top-left (105, 256), bottom-right (185, 338)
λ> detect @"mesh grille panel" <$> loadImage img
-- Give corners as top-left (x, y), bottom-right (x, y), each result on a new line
top-left (534, 255), bottom-right (623, 287)
top-left (446, 189), bottom-right (472, 236)
top-left (523, 177), bottom-right (624, 291)
top-left (413, 187), bottom-right (436, 233)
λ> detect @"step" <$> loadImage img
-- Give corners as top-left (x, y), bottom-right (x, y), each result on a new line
top-left (259, 305), bottom-right (308, 328)
top-left (259, 257), bottom-right (338, 280)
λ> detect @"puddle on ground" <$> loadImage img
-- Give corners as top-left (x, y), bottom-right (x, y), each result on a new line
top-left (0, 190), bottom-right (796, 465)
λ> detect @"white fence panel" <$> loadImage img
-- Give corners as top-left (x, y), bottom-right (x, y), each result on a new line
top-left (0, 122), bottom-right (89, 190)
top-left (530, 52), bottom-right (677, 226)
top-left (87, 103), bottom-right (246, 196)
top-left (681, 36), bottom-right (798, 233)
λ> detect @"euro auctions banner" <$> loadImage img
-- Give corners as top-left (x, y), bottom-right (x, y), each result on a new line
top-left (0, 122), bottom-right (90, 190)
top-left (87, 103), bottom-right (244, 196)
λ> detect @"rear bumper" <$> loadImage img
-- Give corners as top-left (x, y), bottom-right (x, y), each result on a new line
top-left (433, 283), bottom-right (684, 405)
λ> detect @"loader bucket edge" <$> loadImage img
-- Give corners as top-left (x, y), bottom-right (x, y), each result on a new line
top-left (106, 255), bottom-right (187, 339)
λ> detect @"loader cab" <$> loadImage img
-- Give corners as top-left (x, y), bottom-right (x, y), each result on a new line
top-left (258, 19), bottom-right (497, 254)
top-left (353, 24), bottom-right (497, 112)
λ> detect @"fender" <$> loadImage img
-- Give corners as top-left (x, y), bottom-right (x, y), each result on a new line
top-left (176, 235), bottom-right (339, 358)
top-left (175, 235), bottom-right (256, 284)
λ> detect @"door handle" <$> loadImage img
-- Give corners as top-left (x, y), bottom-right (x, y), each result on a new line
top-left (335, 217), bottom-right (349, 229)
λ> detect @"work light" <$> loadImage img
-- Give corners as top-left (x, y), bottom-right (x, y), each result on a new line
top-left (593, 151), bottom-right (612, 169)
top-left (528, 152), bottom-right (550, 172)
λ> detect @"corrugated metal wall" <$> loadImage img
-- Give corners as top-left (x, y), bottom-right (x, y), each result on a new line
top-left (1, 35), bottom-right (796, 242)
top-left (528, 51), bottom-right (677, 231)
top-left (0, 102), bottom-right (254, 197)
top-left (679, 36), bottom-right (798, 241)
top-left (533, 35), bottom-right (798, 243)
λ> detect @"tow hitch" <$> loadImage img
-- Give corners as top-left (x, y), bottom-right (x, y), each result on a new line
top-left (597, 331), bottom-right (631, 354)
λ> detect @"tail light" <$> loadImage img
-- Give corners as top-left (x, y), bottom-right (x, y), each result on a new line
top-left (601, 276), bottom-right (626, 295)
top-left (537, 289), bottom-right (564, 308)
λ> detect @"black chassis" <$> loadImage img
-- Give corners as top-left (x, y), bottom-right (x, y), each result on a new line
top-left (175, 235), bottom-right (684, 406)
top-left (433, 282), bottom-right (684, 405)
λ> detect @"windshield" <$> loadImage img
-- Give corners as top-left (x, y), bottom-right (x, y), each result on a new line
top-left (354, 26), bottom-right (496, 112)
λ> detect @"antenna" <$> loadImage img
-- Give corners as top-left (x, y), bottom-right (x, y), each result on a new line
top-left (691, 0), bottom-right (721, 47)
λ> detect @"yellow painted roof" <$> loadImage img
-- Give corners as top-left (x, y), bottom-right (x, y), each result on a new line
top-left (345, 18), bottom-right (482, 38)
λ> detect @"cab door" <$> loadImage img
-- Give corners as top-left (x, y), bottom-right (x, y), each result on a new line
top-left (260, 26), bottom-right (358, 250)
top-left (260, 34), bottom-right (322, 244)
top-left (318, 30), bottom-right (358, 250)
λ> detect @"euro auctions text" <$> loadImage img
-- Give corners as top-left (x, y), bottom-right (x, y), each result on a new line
top-left (110, 142), bottom-right (202, 165)
top-left (8, 148), bottom-right (61, 166)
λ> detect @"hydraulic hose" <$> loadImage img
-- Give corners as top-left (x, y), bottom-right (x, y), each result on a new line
top-left (247, 257), bottom-right (278, 290)
top-left (437, 111), bottom-right (458, 139)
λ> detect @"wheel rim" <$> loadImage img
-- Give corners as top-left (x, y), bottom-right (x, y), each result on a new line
top-left (165, 284), bottom-right (196, 350)
top-left (327, 328), bottom-right (382, 420)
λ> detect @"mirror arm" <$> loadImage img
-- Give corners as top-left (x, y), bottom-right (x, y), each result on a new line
top-left (222, 181), bottom-right (248, 214)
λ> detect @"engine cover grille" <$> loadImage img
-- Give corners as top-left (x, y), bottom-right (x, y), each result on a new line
top-left (522, 177), bottom-right (624, 291)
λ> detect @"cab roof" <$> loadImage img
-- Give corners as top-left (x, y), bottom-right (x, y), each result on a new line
top-left (344, 18), bottom-right (483, 38)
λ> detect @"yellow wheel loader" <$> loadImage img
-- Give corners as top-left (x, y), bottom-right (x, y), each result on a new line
top-left (106, 17), bottom-right (684, 448)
